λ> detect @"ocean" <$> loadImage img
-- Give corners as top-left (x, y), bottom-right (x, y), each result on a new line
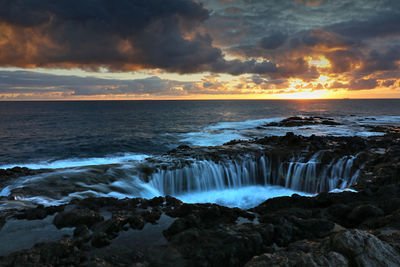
top-left (1, 99), bottom-right (400, 209)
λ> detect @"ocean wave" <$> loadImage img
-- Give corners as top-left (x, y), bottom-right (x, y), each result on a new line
top-left (180, 115), bottom-right (396, 146)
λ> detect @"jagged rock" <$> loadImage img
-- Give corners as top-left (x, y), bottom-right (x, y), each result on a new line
top-left (1, 131), bottom-right (400, 266)
top-left (53, 208), bottom-right (103, 229)
top-left (331, 229), bottom-right (400, 266)
top-left (264, 116), bottom-right (342, 128)
top-left (15, 205), bottom-right (64, 220)
top-left (92, 216), bottom-right (129, 237)
top-left (141, 209), bottom-right (162, 223)
top-left (245, 251), bottom-right (349, 267)
top-left (246, 230), bottom-right (400, 267)
top-left (129, 215), bottom-right (145, 229)
top-left (0, 167), bottom-right (49, 185)
top-left (0, 240), bottom-right (82, 266)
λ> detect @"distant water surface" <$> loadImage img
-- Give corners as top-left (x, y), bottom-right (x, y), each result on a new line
top-left (1, 99), bottom-right (400, 168)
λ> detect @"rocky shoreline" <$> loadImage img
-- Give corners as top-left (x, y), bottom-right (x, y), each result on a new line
top-left (0, 122), bottom-right (400, 266)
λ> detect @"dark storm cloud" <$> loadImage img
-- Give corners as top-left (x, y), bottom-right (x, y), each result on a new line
top-left (360, 45), bottom-right (400, 74)
top-left (260, 32), bottom-right (288, 50)
top-left (328, 11), bottom-right (400, 39)
top-left (348, 79), bottom-right (379, 90)
top-left (0, 0), bottom-right (277, 75)
top-left (324, 50), bottom-right (361, 73)
top-left (329, 78), bottom-right (380, 90)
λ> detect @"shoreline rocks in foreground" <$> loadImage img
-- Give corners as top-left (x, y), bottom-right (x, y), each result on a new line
top-left (0, 127), bottom-right (400, 266)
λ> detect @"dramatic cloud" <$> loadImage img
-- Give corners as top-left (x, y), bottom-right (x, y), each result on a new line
top-left (0, 70), bottom-right (276, 99)
top-left (0, 0), bottom-right (400, 99)
top-left (0, 0), bottom-right (277, 75)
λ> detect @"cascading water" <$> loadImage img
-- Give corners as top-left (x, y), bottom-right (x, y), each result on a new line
top-left (147, 152), bottom-right (360, 195)
top-left (0, 151), bottom-right (361, 210)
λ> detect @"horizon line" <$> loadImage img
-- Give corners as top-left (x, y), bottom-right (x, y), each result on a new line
top-left (1, 98), bottom-right (400, 102)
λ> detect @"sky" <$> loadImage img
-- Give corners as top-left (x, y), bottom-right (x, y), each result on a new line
top-left (0, 0), bottom-right (399, 100)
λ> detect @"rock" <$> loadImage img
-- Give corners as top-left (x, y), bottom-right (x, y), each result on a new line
top-left (92, 216), bottom-right (129, 238)
top-left (246, 229), bottom-right (400, 267)
top-left (73, 224), bottom-right (90, 238)
top-left (15, 206), bottom-right (48, 220)
top-left (263, 116), bottom-right (341, 128)
top-left (148, 196), bottom-right (165, 207)
top-left (91, 232), bottom-right (111, 248)
top-left (245, 251), bottom-right (349, 267)
top-left (274, 221), bottom-right (295, 246)
top-left (1, 130), bottom-right (400, 266)
top-left (347, 204), bottom-right (384, 225)
top-left (128, 215), bottom-right (145, 230)
top-left (53, 208), bottom-right (103, 229)
top-left (141, 209), bottom-right (162, 223)
top-left (0, 240), bottom-right (82, 266)
top-left (331, 229), bottom-right (400, 266)
top-left (295, 218), bottom-right (335, 238)
top-left (73, 225), bottom-right (91, 245)
top-left (0, 167), bottom-right (48, 184)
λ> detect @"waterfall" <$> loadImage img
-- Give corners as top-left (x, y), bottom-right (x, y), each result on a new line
top-left (147, 152), bottom-right (360, 195)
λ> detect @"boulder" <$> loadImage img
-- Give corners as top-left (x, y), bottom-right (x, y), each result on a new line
top-left (331, 229), bottom-right (400, 266)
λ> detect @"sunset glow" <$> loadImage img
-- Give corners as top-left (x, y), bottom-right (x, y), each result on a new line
top-left (307, 57), bottom-right (331, 68)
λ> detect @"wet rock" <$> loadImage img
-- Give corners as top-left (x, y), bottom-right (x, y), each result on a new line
top-left (141, 209), bottom-right (162, 223)
top-left (15, 205), bottom-right (64, 220)
top-left (92, 216), bottom-right (129, 237)
top-left (15, 205), bottom-right (48, 220)
top-left (148, 196), bottom-right (165, 207)
top-left (165, 203), bottom-right (195, 218)
top-left (165, 195), bottom-right (183, 207)
top-left (163, 214), bottom-right (201, 238)
top-left (0, 167), bottom-right (49, 185)
top-left (1, 131), bottom-right (400, 266)
top-left (53, 208), bottom-right (103, 229)
top-left (129, 214), bottom-right (145, 230)
top-left (264, 116), bottom-right (341, 128)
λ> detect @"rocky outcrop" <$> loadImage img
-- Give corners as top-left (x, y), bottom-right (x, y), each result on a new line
top-left (1, 131), bottom-right (400, 266)
top-left (0, 167), bottom-right (49, 185)
top-left (245, 229), bottom-right (400, 267)
top-left (261, 116), bottom-right (342, 127)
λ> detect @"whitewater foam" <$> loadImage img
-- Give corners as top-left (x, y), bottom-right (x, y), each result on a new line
top-left (1, 185), bottom-right (312, 210)
top-left (175, 185), bottom-right (313, 209)
top-left (180, 115), bottom-right (392, 146)
top-left (0, 153), bottom-right (149, 170)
